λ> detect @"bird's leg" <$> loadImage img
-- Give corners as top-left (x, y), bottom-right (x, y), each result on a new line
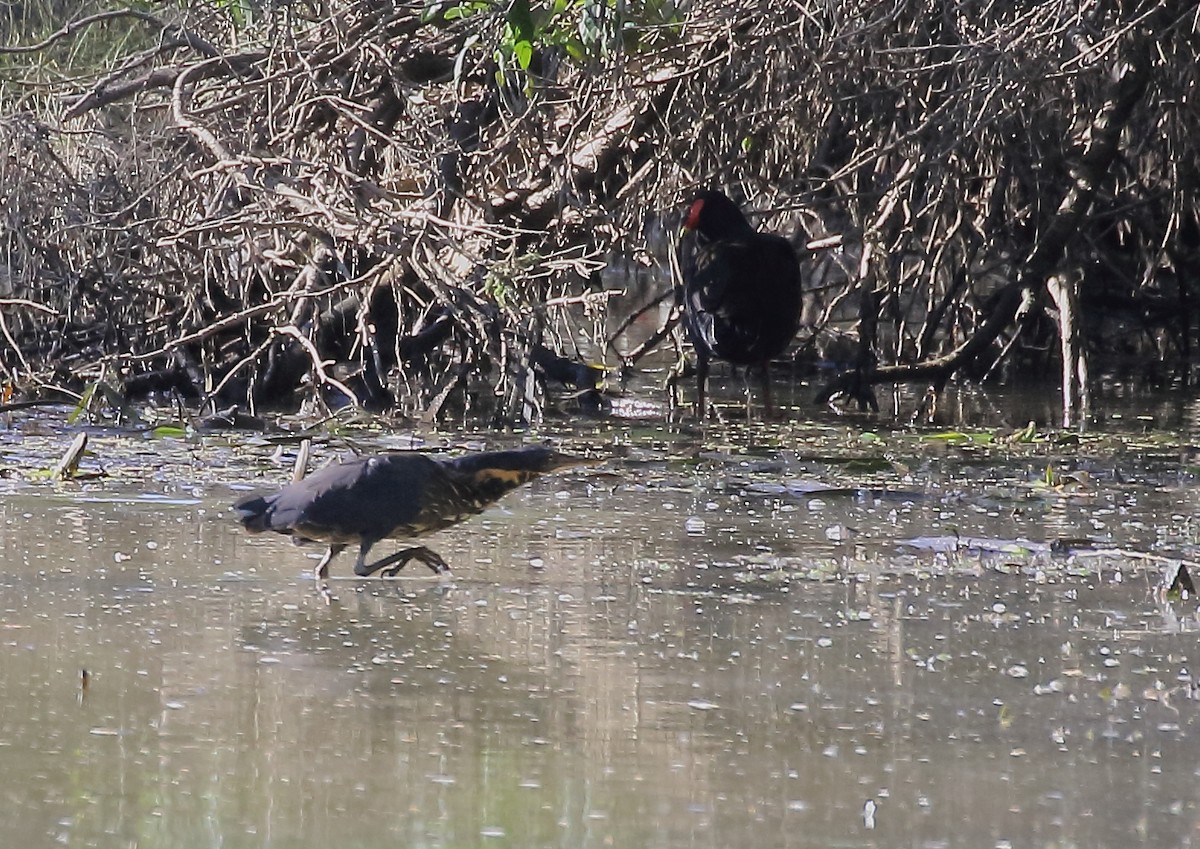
top-left (356, 545), bottom-right (451, 578)
top-left (760, 362), bottom-right (775, 418)
top-left (665, 360), bottom-right (683, 411)
top-left (695, 352), bottom-right (710, 419)
top-left (386, 547), bottom-right (450, 577)
top-left (738, 365), bottom-right (755, 420)
top-left (665, 343), bottom-right (689, 412)
top-left (314, 544), bottom-right (346, 580)
top-left (351, 539), bottom-right (378, 577)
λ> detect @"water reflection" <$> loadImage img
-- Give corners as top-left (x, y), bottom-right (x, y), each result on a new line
top-left (0, 425), bottom-right (1199, 848)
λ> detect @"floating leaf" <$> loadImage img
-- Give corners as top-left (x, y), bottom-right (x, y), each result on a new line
top-left (925, 430), bottom-right (972, 442)
top-left (924, 430), bottom-right (995, 444)
top-left (151, 425), bottom-right (188, 439)
top-left (841, 456), bottom-right (893, 474)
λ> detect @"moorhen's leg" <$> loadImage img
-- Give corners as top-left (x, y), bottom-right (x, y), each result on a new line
top-left (760, 362), bottom-right (774, 418)
top-left (695, 350), bottom-right (710, 419)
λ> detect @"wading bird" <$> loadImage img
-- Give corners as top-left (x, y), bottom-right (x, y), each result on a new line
top-left (234, 446), bottom-right (589, 579)
top-left (679, 189), bottom-right (802, 416)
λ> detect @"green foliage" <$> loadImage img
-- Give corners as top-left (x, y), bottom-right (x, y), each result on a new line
top-left (1009, 422), bottom-right (1039, 443)
top-left (507, 0), bottom-right (536, 69)
top-left (213, 0), bottom-right (259, 29)
top-left (423, 0), bottom-right (492, 24)
top-left (840, 456), bottom-right (894, 474)
top-left (150, 424), bottom-right (189, 438)
top-left (922, 430), bottom-right (996, 444)
top-left (0, 2), bottom-right (159, 108)
top-left (67, 380), bottom-right (98, 425)
top-left (485, 274), bottom-right (511, 308)
top-left (483, 250), bottom-right (544, 308)
top-left (422, 0), bottom-right (684, 80)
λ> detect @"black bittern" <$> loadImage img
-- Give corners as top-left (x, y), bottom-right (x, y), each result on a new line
top-left (234, 446), bottom-right (589, 579)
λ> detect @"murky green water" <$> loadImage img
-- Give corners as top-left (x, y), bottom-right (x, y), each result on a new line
top-left (2, 407), bottom-right (1200, 848)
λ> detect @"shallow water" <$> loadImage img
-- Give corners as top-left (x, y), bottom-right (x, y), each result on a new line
top-left (1, 409), bottom-right (1200, 848)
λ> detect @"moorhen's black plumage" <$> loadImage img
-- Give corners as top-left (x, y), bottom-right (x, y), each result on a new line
top-left (679, 189), bottom-right (802, 415)
top-left (234, 446), bottom-right (588, 579)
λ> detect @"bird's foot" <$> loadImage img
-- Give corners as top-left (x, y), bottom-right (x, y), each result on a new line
top-left (397, 546), bottom-right (449, 576)
top-left (700, 400), bottom-right (724, 424)
top-left (376, 546), bottom-right (451, 577)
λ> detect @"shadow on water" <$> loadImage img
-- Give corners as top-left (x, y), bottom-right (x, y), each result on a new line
top-left (1, 396), bottom-right (1199, 848)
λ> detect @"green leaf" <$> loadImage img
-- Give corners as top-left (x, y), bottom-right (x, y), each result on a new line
top-left (513, 38), bottom-right (533, 69)
top-left (68, 381), bottom-right (97, 425)
top-left (420, 1), bottom-right (443, 23)
top-left (841, 456), bottom-right (893, 474)
top-left (922, 430), bottom-right (994, 444)
top-left (563, 36), bottom-right (588, 62)
top-left (431, 0), bottom-right (491, 22)
top-left (1010, 421), bottom-right (1038, 443)
top-left (151, 425), bottom-right (188, 439)
top-left (924, 430), bottom-right (969, 442)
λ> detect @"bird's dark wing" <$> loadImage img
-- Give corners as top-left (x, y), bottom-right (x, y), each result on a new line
top-left (683, 233), bottom-right (801, 364)
top-left (240, 454), bottom-right (448, 544)
top-left (680, 233), bottom-right (731, 353)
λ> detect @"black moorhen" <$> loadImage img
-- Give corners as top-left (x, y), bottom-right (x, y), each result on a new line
top-left (679, 189), bottom-right (802, 416)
